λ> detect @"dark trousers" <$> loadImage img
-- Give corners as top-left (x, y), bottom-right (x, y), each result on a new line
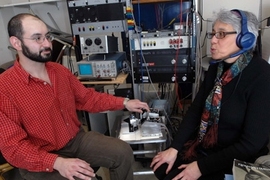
top-left (154, 151), bottom-right (225, 180)
top-left (19, 129), bottom-right (134, 180)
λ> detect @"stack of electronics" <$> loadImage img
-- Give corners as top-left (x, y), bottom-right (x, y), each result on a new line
top-left (76, 35), bottom-right (126, 80)
top-left (67, 0), bottom-right (128, 80)
top-left (131, 30), bottom-right (195, 83)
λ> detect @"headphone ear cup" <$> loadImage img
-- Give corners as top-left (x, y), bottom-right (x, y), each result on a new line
top-left (236, 32), bottom-right (256, 50)
top-left (236, 33), bottom-right (242, 48)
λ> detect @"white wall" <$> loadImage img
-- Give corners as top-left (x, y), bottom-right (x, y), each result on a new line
top-left (261, 0), bottom-right (270, 61)
top-left (262, 0), bottom-right (270, 28)
top-left (199, 0), bottom-right (262, 18)
top-left (0, 0), bottom-right (270, 65)
top-left (0, 0), bottom-right (71, 64)
top-left (198, 0), bottom-right (270, 60)
top-left (0, 7), bottom-right (15, 64)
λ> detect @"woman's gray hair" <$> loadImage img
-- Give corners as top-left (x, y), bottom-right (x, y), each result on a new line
top-left (213, 9), bottom-right (259, 39)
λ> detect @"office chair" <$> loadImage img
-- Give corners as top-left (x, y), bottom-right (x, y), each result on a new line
top-left (0, 152), bottom-right (14, 180)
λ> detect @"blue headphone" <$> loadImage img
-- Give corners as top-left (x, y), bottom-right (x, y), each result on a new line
top-left (230, 9), bottom-right (256, 58)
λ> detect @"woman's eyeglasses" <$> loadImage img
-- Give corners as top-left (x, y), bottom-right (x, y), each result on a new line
top-left (206, 31), bottom-right (237, 39)
top-left (22, 33), bottom-right (54, 44)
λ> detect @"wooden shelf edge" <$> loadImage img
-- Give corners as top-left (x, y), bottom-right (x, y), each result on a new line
top-left (79, 73), bottom-right (129, 85)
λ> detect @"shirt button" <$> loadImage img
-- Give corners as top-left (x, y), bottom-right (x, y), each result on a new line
top-left (46, 168), bottom-right (49, 171)
top-left (66, 123), bottom-right (69, 126)
top-left (44, 82), bottom-right (47, 85)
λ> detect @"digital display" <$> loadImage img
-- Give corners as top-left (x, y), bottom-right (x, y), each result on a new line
top-left (78, 63), bottom-right (93, 76)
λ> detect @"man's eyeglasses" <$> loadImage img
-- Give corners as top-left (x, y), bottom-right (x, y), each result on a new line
top-left (22, 33), bottom-right (54, 44)
top-left (206, 31), bottom-right (237, 39)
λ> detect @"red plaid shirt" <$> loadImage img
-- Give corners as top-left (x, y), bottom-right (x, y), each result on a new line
top-left (0, 60), bottom-right (124, 172)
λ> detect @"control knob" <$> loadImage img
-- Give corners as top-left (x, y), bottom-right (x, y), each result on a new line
top-left (94, 37), bottom-right (102, 45)
top-left (171, 75), bottom-right (176, 82)
top-left (182, 75), bottom-right (187, 82)
top-left (85, 38), bottom-right (92, 46)
top-left (182, 58), bottom-right (187, 64)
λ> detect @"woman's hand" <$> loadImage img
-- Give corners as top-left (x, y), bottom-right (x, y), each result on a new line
top-left (172, 161), bottom-right (202, 180)
top-left (150, 147), bottom-right (178, 174)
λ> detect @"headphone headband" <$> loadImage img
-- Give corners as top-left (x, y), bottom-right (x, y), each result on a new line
top-left (231, 9), bottom-right (248, 35)
top-left (229, 9), bottom-right (256, 57)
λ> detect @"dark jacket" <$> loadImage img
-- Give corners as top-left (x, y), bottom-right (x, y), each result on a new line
top-left (171, 54), bottom-right (270, 176)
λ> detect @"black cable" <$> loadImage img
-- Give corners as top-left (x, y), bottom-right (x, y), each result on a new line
top-left (67, 46), bottom-right (75, 74)
top-left (260, 16), bottom-right (270, 24)
top-left (161, 83), bottom-right (165, 99)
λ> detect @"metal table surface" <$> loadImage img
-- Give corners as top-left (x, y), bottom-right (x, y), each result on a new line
top-left (113, 115), bottom-right (167, 176)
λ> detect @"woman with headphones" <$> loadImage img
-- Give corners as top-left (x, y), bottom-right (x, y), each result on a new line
top-left (150, 9), bottom-right (270, 180)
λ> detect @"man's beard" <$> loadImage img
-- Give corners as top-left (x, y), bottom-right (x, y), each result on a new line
top-left (21, 42), bottom-right (52, 63)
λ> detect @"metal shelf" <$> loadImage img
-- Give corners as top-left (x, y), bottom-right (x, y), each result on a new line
top-left (132, 0), bottom-right (189, 4)
top-left (0, 0), bottom-right (63, 8)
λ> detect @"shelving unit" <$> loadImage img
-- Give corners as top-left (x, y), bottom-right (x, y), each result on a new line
top-left (127, 0), bottom-right (197, 99)
top-left (0, 0), bottom-right (63, 8)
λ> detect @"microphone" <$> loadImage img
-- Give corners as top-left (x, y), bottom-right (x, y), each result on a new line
top-left (209, 49), bottom-right (246, 64)
top-left (209, 56), bottom-right (230, 64)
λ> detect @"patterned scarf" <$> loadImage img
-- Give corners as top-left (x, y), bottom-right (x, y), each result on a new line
top-left (183, 52), bottom-right (253, 160)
